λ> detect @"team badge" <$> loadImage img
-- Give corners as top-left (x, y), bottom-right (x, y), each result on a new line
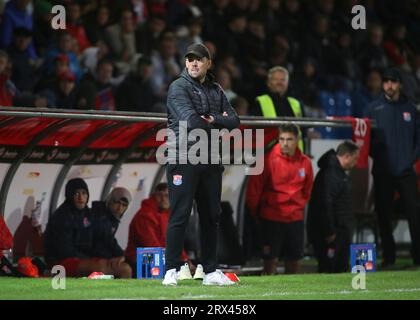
top-left (403, 112), bottom-right (411, 122)
top-left (173, 175), bottom-right (183, 186)
top-left (83, 217), bottom-right (91, 227)
top-left (298, 168), bottom-right (306, 177)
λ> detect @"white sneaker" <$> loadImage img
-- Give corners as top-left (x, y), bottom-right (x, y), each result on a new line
top-left (203, 269), bottom-right (235, 286)
top-left (162, 268), bottom-right (178, 286)
top-left (178, 263), bottom-right (193, 280)
top-left (193, 264), bottom-right (205, 280)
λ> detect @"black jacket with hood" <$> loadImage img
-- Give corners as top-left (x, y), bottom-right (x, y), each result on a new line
top-left (44, 178), bottom-right (93, 263)
top-left (166, 69), bottom-right (240, 163)
top-left (307, 149), bottom-right (354, 242)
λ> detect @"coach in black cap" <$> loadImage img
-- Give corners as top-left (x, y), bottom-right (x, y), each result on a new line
top-left (382, 67), bottom-right (402, 83)
top-left (184, 43), bottom-right (211, 60)
top-left (365, 67), bottom-right (420, 268)
top-left (162, 42), bottom-right (240, 286)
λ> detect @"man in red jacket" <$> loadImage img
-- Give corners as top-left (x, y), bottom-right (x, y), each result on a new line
top-left (246, 124), bottom-right (313, 274)
top-left (125, 183), bottom-right (192, 272)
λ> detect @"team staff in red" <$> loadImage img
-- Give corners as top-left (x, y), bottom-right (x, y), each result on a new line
top-left (125, 183), bottom-right (191, 272)
top-left (246, 124), bottom-right (313, 274)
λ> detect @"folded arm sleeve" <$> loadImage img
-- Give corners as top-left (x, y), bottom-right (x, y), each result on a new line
top-left (212, 86), bottom-right (240, 130)
top-left (167, 82), bottom-right (214, 130)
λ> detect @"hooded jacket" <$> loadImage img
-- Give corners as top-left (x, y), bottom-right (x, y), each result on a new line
top-left (44, 178), bottom-right (93, 263)
top-left (246, 144), bottom-right (313, 222)
top-left (166, 69), bottom-right (240, 163)
top-left (307, 149), bottom-right (354, 241)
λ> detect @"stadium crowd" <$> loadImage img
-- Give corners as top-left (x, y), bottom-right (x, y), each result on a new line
top-left (0, 0), bottom-right (420, 119)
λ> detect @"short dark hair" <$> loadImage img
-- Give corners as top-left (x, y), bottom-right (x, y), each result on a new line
top-left (155, 182), bottom-right (168, 192)
top-left (279, 123), bottom-right (299, 137)
top-left (336, 140), bottom-right (359, 156)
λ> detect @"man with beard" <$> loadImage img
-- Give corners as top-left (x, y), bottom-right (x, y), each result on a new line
top-left (162, 43), bottom-right (240, 286)
top-left (365, 67), bottom-right (420, 268)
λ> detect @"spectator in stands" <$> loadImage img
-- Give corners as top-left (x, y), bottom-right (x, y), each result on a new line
top-left (279, 0), bottom-right (307, 53)
top-left (352, 69), bottom-right (382, 118)
top-left (251, 66), bottom-right (305, 151)
top-left (66, 2), bottom-right (91, 54)
top-left (246, 124), bottom-right (313, 274)
top-left (301, 14), bottom-right (336, 76)
top-left (260, 0), bottom-right (282, 39)
top-left (241, 15), bottom-right (268, 99)
top-left (43, 31), bottom-right (84, 82)
top-left (201, 0), bottom-right (230, 45)
top-left (85, 5), bottom-right (110, 46)
top-left (357, 24), bottom-right (389, 75)
top-left (35, 54), bottom-right (69, 93)
top-left (150, 31), bottom-right (181, 107)
top-left (105, 8), bottom-right (140, 75)
top-left (32, 0), bottom-right (55, 57)
top-left (115, 55), bottom-right (158, 113)
top-left (307, 141), bottom-right (360, 273)
top-left (217, 12), bottom-right (248, 65)
top-left (0, 50), bottom-right (17, 107)
top-left (44, 178), bottom-right (132, 278)
top-left (230, 96), bottom-right (249, 116)
top-left (80, 40), bottom-right (110, 77)
top-left (125, 183), bottom-right (193, 273)
top-left (0, 0), bottom-right (37, 59)
top-left (215, 67), bottom-right (237, 102)
top-left (43, 69), bottom-right (78, 109)
top-left (79, 59), bottom-right (116, 111)
top-left (383, 22), bottom-right (413, 71)
top-left (7, 27), bottom-right (38, 93)
top-left (91, 187), bottom-right (132, 261)
top-left (176, 15), bottom-right (204, 65)
top-left (216, 53), bottom-right (243, 93)
top-left (365, 67), bottom-right (420, 268)
top-left (135, 13), bottom-right (167, 57)
top-left (291, 56), bottom-right (322, 113)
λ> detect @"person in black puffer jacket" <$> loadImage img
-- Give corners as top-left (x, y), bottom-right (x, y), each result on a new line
top-left (162, 43), bottom-right (240, 286)
top-left (91, 187), bottom-right (132, 260)
top-left (307, 141), bottom-right (360, 273)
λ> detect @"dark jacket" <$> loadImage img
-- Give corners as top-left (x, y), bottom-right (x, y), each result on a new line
top-left (166, 69), bottom-right (240, 163)
top-left (115, 73), bottom-right (157, 112)
top-left (90, 201), bottom-right (124, 259)
top-left (307, 149), bottom-right (354, 242)
top-left (365, 94), bottom-right (420, 177)
top-left (44, 202), bottom-right (93, 263)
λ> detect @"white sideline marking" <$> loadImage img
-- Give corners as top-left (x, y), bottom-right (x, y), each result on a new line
top-left (179, 288), bottom-right (420, 299)
top-left (101, 288), bottom-right (420, 300)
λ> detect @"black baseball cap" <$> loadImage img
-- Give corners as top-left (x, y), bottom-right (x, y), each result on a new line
top-left (184, 43), bottom-right (211, 60)
top-left (382, 68), bottom-right (402, 82)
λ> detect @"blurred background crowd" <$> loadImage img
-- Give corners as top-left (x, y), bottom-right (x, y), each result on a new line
top-left (0, 0), bottom-right (419, 119)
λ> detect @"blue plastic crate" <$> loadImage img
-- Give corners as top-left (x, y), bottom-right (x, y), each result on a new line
top-left (350, 243), bottom-right (376, 272)
top-left (136, 247), bottom-right (166, 279)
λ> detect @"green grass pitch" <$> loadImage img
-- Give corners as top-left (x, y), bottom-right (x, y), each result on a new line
top-left (1, 271), bottom-right (420, 300)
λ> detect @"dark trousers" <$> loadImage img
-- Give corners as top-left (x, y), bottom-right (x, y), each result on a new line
top-left (311, 229), bottom-right (351, 273)
top-left (165, 163), bottom-right (223, 273)
top-left (373, 173), bottom-right (420, 265)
